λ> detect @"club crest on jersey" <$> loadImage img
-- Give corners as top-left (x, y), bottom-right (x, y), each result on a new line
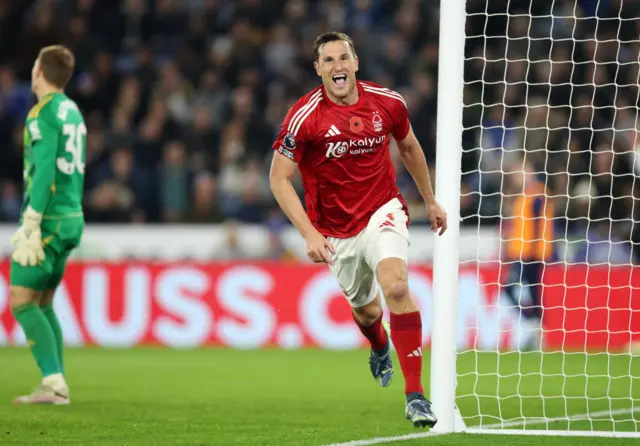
top-left (372, 111), bottom-right (383, 132)
top-left (283, 132), bottom-right (297, 150)
top-left (350, 116), bottom-right (364, 133)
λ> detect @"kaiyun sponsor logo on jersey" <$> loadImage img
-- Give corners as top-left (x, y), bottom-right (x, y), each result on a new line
top-left (325, 135), bottom-right (387, 158)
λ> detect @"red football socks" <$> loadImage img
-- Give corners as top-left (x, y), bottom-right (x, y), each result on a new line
top-left (390, 311), bottom-right (424, 395)
top-left (353, 312), bottom-right (388, 351)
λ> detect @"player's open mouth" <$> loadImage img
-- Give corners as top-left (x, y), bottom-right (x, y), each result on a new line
top-left (332, 74), bottom-right (347, 86)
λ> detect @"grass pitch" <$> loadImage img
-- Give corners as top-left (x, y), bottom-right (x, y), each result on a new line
top-left (1, 348), bottom-right (639, 445)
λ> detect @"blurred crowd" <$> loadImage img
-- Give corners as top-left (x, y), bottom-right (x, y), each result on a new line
top-left (462, 0), bottom-right (640, 262)
top-left (0, 0), bottom-right (439, 227)
top-left (0, 0), bottom-right (639, 262)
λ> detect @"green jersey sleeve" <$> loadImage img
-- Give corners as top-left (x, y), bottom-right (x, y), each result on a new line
top-left (27, 114), bottom-right (59, 214)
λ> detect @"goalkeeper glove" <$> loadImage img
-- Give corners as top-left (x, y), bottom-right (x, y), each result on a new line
top-left (11, 206), bottom-right (45, 267)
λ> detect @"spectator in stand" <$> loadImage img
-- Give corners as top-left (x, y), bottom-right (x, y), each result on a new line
top-left (501, 159), bottom-right (555, 343)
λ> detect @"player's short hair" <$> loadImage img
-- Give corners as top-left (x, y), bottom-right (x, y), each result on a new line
top-left (37, 45), bottom-right (75, 89)
top-left (313, 32), bottom-right (357, 62)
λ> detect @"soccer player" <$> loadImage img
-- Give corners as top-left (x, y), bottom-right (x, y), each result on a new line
top-left (269, 32), bottom-right (447, 428)
top-left (11, 45), bottom-right (85, 405)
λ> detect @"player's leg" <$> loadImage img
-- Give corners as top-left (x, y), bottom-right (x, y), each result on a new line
top-left (503, 260), bottom-right (539, 319)
top-left (374, 248), bottom-right (436, 428)
top-left (503, 260), bottom-right (544, 349)
top-left (521, 261), bottom-right (544, 350)
top-left (40, 249), bottom-right (73, 375)
top-left (40, 290), bottom-right (64, 372)
top-left (328, 235), bottom-right (393, 387)
top-left (502, 261), bottom-right (520, 307)
top-left (352, 294), bottom-right (394, 387)
top-left (521, 261), bottom-right (543, 320)
top-left (375, 253), bottom-right (421, 391)
top-left (352, 294), bottom-right (387, 352)
top-left (10, 258), bottom-right (69, 404)
top-left (365, 200), bottom-right (436, 428)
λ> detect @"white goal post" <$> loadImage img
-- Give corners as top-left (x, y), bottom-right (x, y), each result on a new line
top-left (431, 0), bottom-right (640, 438)
top-left (430, 0), bottom-right (467, 434)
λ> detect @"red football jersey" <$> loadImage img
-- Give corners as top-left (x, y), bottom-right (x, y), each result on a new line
top-left (272, 81), bottom-right (411, 238)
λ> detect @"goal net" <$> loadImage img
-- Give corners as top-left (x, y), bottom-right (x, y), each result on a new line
top-left (453, 0), bottom-right (640, 437)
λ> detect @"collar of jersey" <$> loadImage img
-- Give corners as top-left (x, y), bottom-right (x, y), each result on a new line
top-left (322, 80), bottom-right (365, 110)
top-left (39, 91), bottom-right (61, 103)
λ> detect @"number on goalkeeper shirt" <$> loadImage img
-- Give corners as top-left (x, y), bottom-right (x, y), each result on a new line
top-left (28, 120), bottom-right (42, 140)
top-left (58, 123), bottom-right (86, 175)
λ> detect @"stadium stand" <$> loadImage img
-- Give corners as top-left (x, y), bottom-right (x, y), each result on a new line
top-left (0, 0), bottom-right (638, 263)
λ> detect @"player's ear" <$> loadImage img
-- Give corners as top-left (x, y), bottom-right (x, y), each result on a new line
top-left (35, 62), bottom-right (44, 79)
top-left (314, 61), bottom-right (321, 77)
top-left (354, 56), bottom-right (359, 73)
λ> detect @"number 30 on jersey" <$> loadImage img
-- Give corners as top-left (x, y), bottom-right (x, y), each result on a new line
top-left (59, 123), bottom-right (86, 175)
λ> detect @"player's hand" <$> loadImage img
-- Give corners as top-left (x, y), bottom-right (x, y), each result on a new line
top-left (304, 230), bottom-right (335, 265)
top-left (426, 200), bottom-right (448, 236)
top-left (11, 207), bottom-right (45, 267)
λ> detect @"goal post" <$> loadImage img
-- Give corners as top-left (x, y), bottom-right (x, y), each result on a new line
top-left (430, 0), bottom-right (467, 434)
top-left (432, 0), bottom-right (640, 438)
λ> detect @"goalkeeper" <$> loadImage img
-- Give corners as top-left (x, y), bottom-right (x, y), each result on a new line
top-left (11, 45), bottom-right (85, 405)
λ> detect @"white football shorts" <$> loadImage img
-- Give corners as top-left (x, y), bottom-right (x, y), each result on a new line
top-left (327, 197), bottom-right (410, 308)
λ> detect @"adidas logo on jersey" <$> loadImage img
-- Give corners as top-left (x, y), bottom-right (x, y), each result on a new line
top-left (324, 125), bottom-right (341, 137)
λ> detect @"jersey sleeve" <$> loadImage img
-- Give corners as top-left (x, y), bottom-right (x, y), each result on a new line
top-left (390, 93), bottom-right (411, 141)
top-left (272, 103), bottom-right (312, 163)
top-left (28, 113), bottom-right (59, 214)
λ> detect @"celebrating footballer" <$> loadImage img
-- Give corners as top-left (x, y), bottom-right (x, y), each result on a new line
top-left (270, 32), bottom-right (447, 428)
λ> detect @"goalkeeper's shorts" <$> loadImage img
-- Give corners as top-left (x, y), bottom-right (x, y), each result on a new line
top-left (10, 217), bottom-right (84, 291)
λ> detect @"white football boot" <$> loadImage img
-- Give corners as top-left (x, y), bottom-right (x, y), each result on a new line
top-left (13, 374), bottom-right (70, 405)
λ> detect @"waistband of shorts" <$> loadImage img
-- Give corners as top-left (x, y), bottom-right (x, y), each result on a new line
top-left (42, 212), bottom-right (84, 220)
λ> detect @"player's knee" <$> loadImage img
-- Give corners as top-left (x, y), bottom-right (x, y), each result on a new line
top-left (39, 289), bottom-right (55, 307)
top-left (10, 286), bottom-right (39, 311)
top-left (382, 279), bottom-right (410, 303)
top-left (376, 257), bottom-right (409, 303)
top-left (353, 301), bottom-right (383, 326)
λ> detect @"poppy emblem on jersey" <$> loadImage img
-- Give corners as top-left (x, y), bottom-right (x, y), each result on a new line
top-left (350, 116), bottom-right (364, 133)
top-left (283, 133), bottom-right (297, 150)
top-left (372, 112), bottom-right (383, 132)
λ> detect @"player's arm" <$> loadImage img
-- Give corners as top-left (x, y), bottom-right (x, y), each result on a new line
top-left (28, 116), bottom-right (59, 216)
top-left (269, 125), bottom-right (335, 264)
top-left (396, 125), bottom-right (447, 234)
top-left (396, 126), bottom-right (436, 205)
top-left (269, 152), bottom-right (318, 239)
top-left (11, 116), bottom-right (58, 266)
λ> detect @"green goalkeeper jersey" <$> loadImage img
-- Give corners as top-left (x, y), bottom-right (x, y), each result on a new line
top-left (22, 92), bottom-right (86, 219)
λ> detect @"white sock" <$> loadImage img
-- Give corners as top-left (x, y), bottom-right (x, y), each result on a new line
top-left (43, 373), bottom-right (67, 392)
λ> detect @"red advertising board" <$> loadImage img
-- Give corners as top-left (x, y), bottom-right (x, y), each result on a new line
top-left (0, 262), bottom-right (639, 351)
top-left (542, 265), bottom-right (640, 350)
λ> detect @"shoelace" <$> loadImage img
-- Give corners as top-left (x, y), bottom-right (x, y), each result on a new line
top-left (369, 350), bottom-right (389, 370)
top-left (410, 397), bottom-right (430, 413)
